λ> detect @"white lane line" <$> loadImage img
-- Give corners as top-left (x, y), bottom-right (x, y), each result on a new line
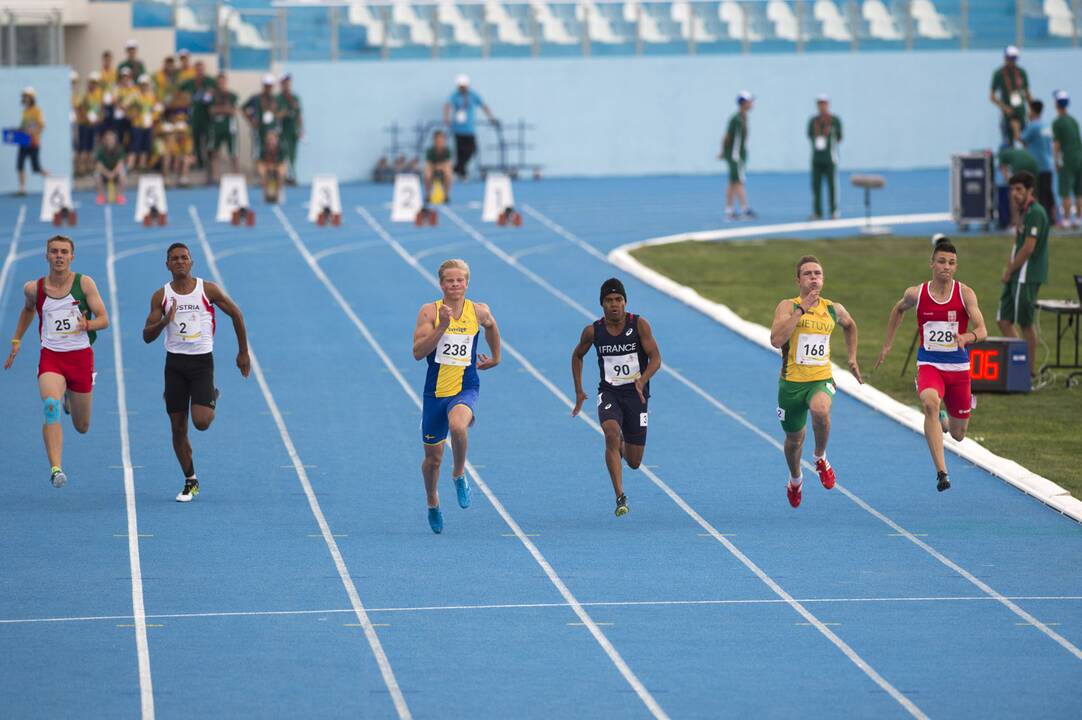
top-left (114, 242), bottom-right (173, 262)
top-left (0, 205), bottom-right (27, 309)
top-left (310, 240), bottom-right (385, 262)
top-left (412, 241), bottom-right (474, 261)
top-left (417, 206), bottom-right (924, 718)
top-left (189, 206), bottom-right (412, 720)
top-left (105, 206), bottom-right (156, 720)
top-left (283, 205), bottom-right (669, 720)
top-left (468, 204), bottom-right (1082, 663)
top-left (5, 595), bottom-right (1082, 626)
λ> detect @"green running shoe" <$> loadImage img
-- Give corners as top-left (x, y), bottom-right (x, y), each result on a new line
top-left (614, 494), bottom-right (629, 517)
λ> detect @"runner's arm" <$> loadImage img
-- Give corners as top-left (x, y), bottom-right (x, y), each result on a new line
top-left (570, 324), bottom-right (594, 417)
top-left (204, 281), bottom-right (250, 377)
top-left (4, 282), bottom-right (37, 369)
top-left (876, 285), bottom-right (919, 368)
top-left (412, 303), bottom-right (447, 360)
top-left (770, 298), bottom-right (806, 349)
top-left (79, 276), bottom-right (110, 332)
top-left (834, 302), bottom-right (863, 384)
top-left (637, 317), bottom-right (662, 386)
top-left (957, 285), bottom-right (988, 350)
top-left (142, 287), bottom-right (170, 343)
top-left (475, 302), bottom-right (500, 370)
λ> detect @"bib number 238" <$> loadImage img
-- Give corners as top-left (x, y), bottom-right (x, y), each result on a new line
top-left (436, 333), bottom-right (474, 366)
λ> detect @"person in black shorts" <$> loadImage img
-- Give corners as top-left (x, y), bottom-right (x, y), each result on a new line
top-left (572, 278), bottom-right (662, 517)
top-left (142, 243), bottom-right (250, 502)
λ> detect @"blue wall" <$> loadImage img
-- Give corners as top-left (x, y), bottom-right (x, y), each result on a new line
top-left (290, 49), bottom-right (1082, 183)
top-left (0, 67), bottom-right (71, 195)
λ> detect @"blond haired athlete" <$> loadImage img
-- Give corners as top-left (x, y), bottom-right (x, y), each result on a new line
top-left (412, 259), bottom-right (501, 534)
top-left (4, 236), bottom-right (109, 488)
top-left (769, 256), bottom-right (862, 508)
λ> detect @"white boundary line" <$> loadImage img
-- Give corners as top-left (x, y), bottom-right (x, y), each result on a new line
top-left (188, 206), bottom-right (413, 720)
top-left (0, 205), bottom-right (27, 309)
top-left (105, 207), bottom-right (156, 720)
top-left (357, 205), bottom-right (925, 719)
top-left (277, 206), bottom-right (671, 720)
top-left (445, 205), bottom-right (1082, 663)
top-left (5, 595), bottom-right (1081, 626)
top-left (586, 212), bottom-right (1082, 522)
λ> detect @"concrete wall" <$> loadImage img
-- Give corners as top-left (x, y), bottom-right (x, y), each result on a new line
top-left (0, 66), bottom-right (70, 194)
top-left (288, 48), bottom-right (1082, 183)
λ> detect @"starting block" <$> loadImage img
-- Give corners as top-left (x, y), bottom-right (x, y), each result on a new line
top-left (308, 175), bottom-right (342, 227)
top-left (217, 173), bottom-right (252, 224)
top-left (391, 173), bottom-right (424, 223)
top-left (482, 173), bottom-right (521, 227)
top-left (135, 174), bottom-right (168, 227)
top-left (41, 177), bottom-right (75, 225)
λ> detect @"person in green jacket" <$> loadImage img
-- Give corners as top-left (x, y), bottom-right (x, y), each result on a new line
top-left (998, 146), bottom-right (1039, 229)
top-left (180, 61), bottom-right (216, 170)
top-left (997, 171), bottom-right (1049, 377)
top-left (990, 45), bottom-right (1031, 147)
top-left (276, 72), bottom-right (303, 185)
top-left (719, 90), bottom-right (755, 221)
top-left (1052, 90), bottom-right (1082, 229)
top-left (808, 94), bottom-right (842, 220)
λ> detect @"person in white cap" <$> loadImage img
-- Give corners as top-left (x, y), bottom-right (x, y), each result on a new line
top-left (1052, 90), bottom-right (1082, 228)
top-left (990, 45), bottom-right (1031, 147)
top-left (76, 73), bottom-right (104, 176)
top-left (118, 40), bottom-right (146, 84)
top-left (126, 73), bottom-right (159, 172)
top-left (69, 71), bottom-right (80, 161)
top-left (243, 73), bottom-right (278, 157)
top-left (719, 91), bottom-right (756, 220)
top-left (276, 72), bottom-right (302, 184)
top-left (16, 87), bottom-right (47, 195)
top-left (443, 74), bottom-right (498, 180)
top-left (808, 94), bottom-right (842, 220)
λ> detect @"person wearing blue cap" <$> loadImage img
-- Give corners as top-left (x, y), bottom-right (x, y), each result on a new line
top-left (1052, 90), bottom-right (1081, 228)
top-left (719, 91), bottom-right (756, 221)
top-left (990, 46), bottom-right (1031, 147)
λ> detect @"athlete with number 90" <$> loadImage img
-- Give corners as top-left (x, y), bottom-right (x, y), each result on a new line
top-left (770, 255), bottom-right (862, 509)
top-left (412, 258), bottom-right (501, 534)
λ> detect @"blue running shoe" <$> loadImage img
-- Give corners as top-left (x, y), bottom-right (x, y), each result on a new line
top-left (453, 474), bottom-right (471, 509)
top-left (428, 506), bottom-right (444, 534)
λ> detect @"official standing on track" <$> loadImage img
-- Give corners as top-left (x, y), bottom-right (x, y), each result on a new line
top-left (571, 278), bottom-right (662, 518)
top-left (142, 242), bottom-right (250, 502)
top-left (443, 75), bottom-right (498, 181)
top-left (720, 90), bottom-right (756, 221)
top-left (808, 94), bottom-right (842, 220)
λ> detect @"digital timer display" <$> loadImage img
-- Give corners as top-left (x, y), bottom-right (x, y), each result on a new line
top-left (968, 338), bottom-right (1030, 393)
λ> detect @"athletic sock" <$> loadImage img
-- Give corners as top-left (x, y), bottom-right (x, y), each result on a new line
top-left (50, 465), bottom-right (61, 474)
top-left (183, 463), bottom-right (195, 480)
top-left (789, 475), bottom-right (803, 487)
top-left (813, 454), bottom-right (827, 466)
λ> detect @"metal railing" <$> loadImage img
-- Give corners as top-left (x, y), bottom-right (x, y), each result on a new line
top-left (0, 5), bottom-right (64, 66)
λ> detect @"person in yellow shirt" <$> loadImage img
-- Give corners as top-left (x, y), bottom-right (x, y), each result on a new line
top-left (16, 87), bottom-right (48, 195)
top-left (98, 50), bottom-right (117, 96)
top-left (769, 255), bottom-right (862, 509)
top-left (177, 49), bottom-right (196, 85)
top-left (77, 72), bottom-right (104, 176)
top-left (111, 67), bottom-right (138, 149)
top-left (163, 114), bottom-right (194, 186)
top-left (154, 56), bottom-right (183, 113)
top-left (126, 74), bottom-right (159, 171)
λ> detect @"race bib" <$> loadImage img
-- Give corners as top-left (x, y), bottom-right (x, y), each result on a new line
top-left (103, 93), bottom-right (113, 105)
top-left (603, 353), bottom-right (641, 386)
top-left (114, 108), bottom-right (125, 120)
top-left (795, 333), bottom-right (830, 366)
top-left (262, 110), bottom-right (274, 125)
top-left (814, 135), bottom-right (827, 151)
top-left (436, 333), bottom-right (474, 366)
top-left (1010, 92), bottom-right (1022, 107)
top-left (454, 109), bottom-right (467, 124)
top-left (87, 110), bottom-right (98, 124)
top-left (173, 312), bottom-right (202, 342)
top-left (922, 321), bottom-right (958, 352)
top-left (142, 112), bottom-right (152, 127)
top-left (46, 306), bottom-right (82, 338)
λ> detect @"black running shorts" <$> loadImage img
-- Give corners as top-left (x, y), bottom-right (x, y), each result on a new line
top-left (597, 389), bottom-right (648, 446)
top-left (164, 352), bottom-right (216, 414)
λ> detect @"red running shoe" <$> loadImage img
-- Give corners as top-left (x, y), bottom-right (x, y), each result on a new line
top-left (787, 481), bottom-right (802, 508)
top-left (816, 458), bottom-right (836, 489)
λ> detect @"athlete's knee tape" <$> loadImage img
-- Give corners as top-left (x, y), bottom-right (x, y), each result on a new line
top-left (44, 397), bottom-right (61, 425)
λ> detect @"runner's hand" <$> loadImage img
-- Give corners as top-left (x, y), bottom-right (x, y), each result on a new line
top-left (571, 389), bottom-right (587, 417)
top-left (477, 353), bottom-right (498, 370)
top-left (849, 359), bottom-right (864, 384)
top-left (801, 289), bottom-right (820, 312)
top-left (874, 344), bottom-right (890, 369)
top-left (77, 313), bottom-right (90, 333)
top-left (3, 340), bottom-right (19, 369)
top-left (164, 298), bottom-right (178, 325)
top-left (634, 377), bottom-right (646, 403)
top-left (236, 351), bottom-right (251, 378)
top-left (437, 304), bottom-right (453, 327)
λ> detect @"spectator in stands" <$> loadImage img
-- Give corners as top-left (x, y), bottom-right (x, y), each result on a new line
top-left (257, 130), bottom-right (286, 190)
top-left (177, 49), bottom-right (195, 85)
top-left (208, 72), bottom-right (239, 183)
top-left (1052, 90), bottom-right (1082, 229)
top-left (808, 94), bottom-right (842, 220)
top-left (443, 74), bottom-right (497, 181)
top-left (127, 74), bottom-right (159, 172)
top-left (276, 72), bottom-right (302, 185)
top-left (997, 146), bottom-right (1039, 229)
top-left (181, 61), bottom-right (216, 170)
top-left (243, 74), bottom-right (279, 157)
top-left (94, 129), bottom-right (126, 205)
top-left (424, 129), bottom-right (454, 203)
top-left (990, 46), bottom-right (1031, 148)
top-left (163, 114), bottom-right (194, 187)
top-left (69, 70), bottom-right (79, 160)
top-left (111, 68), bottom-right (137, 150)
top-left (720, 90), bottom-right (756, 221)
top-left (997, 171), bottom-right (1049, 377)
top-left (155, 56), bottom-right (183, 113)
top-left (1021, 100), bottom-right (1056, 223)
top-left (99, 51), bottom-right (119, 146)
top-left (118, 40), bottom-right (146, 82)
top-left (76, 72), bottom-right (104, 176)
top-left (16, 87), bottom-right (47, 196)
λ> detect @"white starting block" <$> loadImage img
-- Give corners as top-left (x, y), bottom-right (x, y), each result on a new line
top-left (482, 173), bottom-right (521, 226)
top-left (40, 177), bottom-right (75, 224)
top-left (308, 174), bottom-right (342, 226)
top-left (391, 173), bottom-right (423, 222)
top-left (135, 174), bottom-right (168, 226)
top-left (217, 173), bottom-right (252, 224)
